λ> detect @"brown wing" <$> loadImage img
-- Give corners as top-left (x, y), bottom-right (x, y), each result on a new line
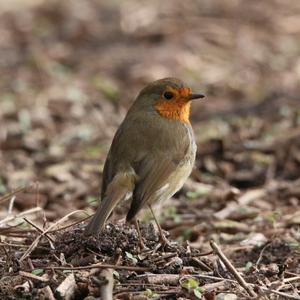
top-left (85, 169), bottom-right (136, 235)
top-left (126, 153), bottom-right (184, 222)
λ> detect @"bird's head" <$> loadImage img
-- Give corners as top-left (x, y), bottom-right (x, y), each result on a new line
top-left (131, 78), bottom-right (205, 125)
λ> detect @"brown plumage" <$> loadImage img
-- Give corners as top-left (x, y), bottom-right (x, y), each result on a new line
top-left (85, 78), bottom-right (204, 236)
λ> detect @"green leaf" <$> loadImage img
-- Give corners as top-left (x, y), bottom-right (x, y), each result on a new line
top-left (264, 211), bottom-right (281, 224)
top-left (176, 228), bottom-right (193, 243)
top-left (181, 277), bottom-right (199, 290)
top-left (18, 109), bottom-right (31, 132)
top-left (112, 270), bottom-right (120, 279)
top-left (92, 77), bottom-right (120, 101)
top-left (144, 288), bottom-right (158, 299)
top-left (125, 251), bottom-right (138, 264)
top-left (245, 261), bottom-right (253, 272)
top-left (186, 183), bottom-right (212, 199)
top-left (32, 268), bottom-right (44, 275)
top-left (194, 287), bottom-right (204, 298)
top-left (84, 144), bottom-right (107, 156)
top-left (162, 207), bottom-right (181, 223)
top-left (63, 269), bottom-right (79, 273)
top-left (86, 196), bottom-right (98, 207)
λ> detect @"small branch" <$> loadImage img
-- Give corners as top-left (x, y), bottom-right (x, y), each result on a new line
top-left (48, 215), bottom-right (92, 233)
top-left (20, 210), bottom-right (87, 262)
top-left (23, 217), bottom-right (55, 249)
top-left (283, 276), bottom-right (300, 285)
top-left (191, 250), bottom-right (214, 257)
top-left (210, 240), bottom-right (257, 297)
top-left (0, 242), bottom-right (49, 251)
top-left (0, 184), bottom-right (32, 204)
top-left (142, 274), bottom-right (179, 285)
top-left (255, 242), bottom-right (271, 266)
top-left (201, 280), bottom-right (228, 292)
top-left (257, 286), bottom-right (300, 299)
top-left (7, 196), bottom-right (16, 215)
top-left (41, 263), bottom-right (149, 272)
top-left (190, 257), bottom-right (213, 272)
top-left (192, 273), bottom-right (300, 299)
top-left (20, 235), bottom-right (43, 262)
top-left (149, 253), bottom-right (178, 263)
top-left (0, 242), bottom-right (32, 248)
top-left (19, 271), bottom-right (49, 282)
top-left (0, 207), bottom-right (42, 227)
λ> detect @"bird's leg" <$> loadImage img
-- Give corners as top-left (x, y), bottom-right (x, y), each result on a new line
top-left (134, 219), bottom-right (146, 249)
top-left (148, 204), bottom-right (169, 246)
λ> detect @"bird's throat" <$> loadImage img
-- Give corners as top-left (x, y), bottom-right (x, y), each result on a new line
top-left (154, 99), bottom-right (191, 125)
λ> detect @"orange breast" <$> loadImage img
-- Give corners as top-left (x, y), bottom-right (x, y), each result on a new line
top-left (154, 98), bottom-right (191, 125)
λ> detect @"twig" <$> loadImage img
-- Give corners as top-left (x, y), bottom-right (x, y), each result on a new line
top-left (114, 289), bottom-right (179, 297)
top-left (117, 282), bottom-right (168, 287)
top-left (190, 257), bottom-right (213, 272)
top-left (257, 287), bottom-right (300, 299)
top-left (19, 270), bottom-right (49, 282)
top-left (23, 217), bottom-right (55, 248)
top-left (19, 210), bottom-right (87, 262)
top-left (19, 235), bottom-right (43, 262)
top-left (149, 253), bottom-right (178, 263)
top-left (191, 274), bottom-right (300, 299)
top-left (7, 196), bottom-right (16, 215)
top-left (283, 277), bottom-right (300, 285)
top-left (41, 263), bottom-right (149, 272)
top-left (201, 280), bottom-right (228, 292)
top-left (191, 250), bottom-right (214, 257)
top-left (141, 274), bottom-right (179, 285)
top-left (256, 242), bottom-right (271, 266)
top-left (0, 242), bottom-right (49, 251)
top-left (0, 213), bottom-right (89, 235)
top-left (210, 239), bottom-right (257, 297)
top-left (0, 242), bottom-right (31, 248)
top-left (100, 269), bottom-right (114, 300)
top-left (0, 207), bottom-right (42, 227)
top-left (48, 214), bottom-right (91, 233)
top-left (44, 210), bottom-right (89, 233)
top-left (139, 272), bottom-right (300, 299)
top-left (0, 184), bottom-right (32, 204)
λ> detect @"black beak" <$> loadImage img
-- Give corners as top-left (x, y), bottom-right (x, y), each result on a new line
top-left (187, 93), bottom-right (205, 100)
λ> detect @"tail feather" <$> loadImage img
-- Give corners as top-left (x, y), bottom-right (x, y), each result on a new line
top-left (84, 195), bottom-right (117, 235)
top-left (85, 171), bottom-right (135, 235)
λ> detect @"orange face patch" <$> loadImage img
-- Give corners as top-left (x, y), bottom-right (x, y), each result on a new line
top-left (154, 86), bottom-right (193, 125)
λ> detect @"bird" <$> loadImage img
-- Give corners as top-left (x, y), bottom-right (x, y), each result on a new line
top-left (85, 78), bottom-right (205, 245)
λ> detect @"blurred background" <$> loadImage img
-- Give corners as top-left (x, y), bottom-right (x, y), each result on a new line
top-left (0, 0), bottom-right (300, 242)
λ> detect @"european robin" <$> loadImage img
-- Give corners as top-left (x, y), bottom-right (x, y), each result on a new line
top-left (85, 78), bottom-right (205, 244)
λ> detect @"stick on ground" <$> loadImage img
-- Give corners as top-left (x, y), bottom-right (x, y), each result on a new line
top-left (210, 239), bottom-right (257, 298)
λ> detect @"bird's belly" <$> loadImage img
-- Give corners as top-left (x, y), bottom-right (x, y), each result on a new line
top-left (156, 126), bottom-right (196, 203)
top-left (151, 160), bottom-right (194, 205)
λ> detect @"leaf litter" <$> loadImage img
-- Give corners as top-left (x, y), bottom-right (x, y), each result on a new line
top-left (1, 0), bottom-right (300, 299)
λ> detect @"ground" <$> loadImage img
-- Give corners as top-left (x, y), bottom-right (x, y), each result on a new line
top-left (0, 0), bottom-right (300, 299)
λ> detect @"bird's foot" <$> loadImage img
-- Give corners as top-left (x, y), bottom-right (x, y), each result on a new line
top-left (157, 233), bottom-right (176, 251)
top-left (138, 238), bottom-right (149, 251)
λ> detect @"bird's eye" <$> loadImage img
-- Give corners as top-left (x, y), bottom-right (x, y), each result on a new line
top-left (163, 91), bottom-right (174, 100)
